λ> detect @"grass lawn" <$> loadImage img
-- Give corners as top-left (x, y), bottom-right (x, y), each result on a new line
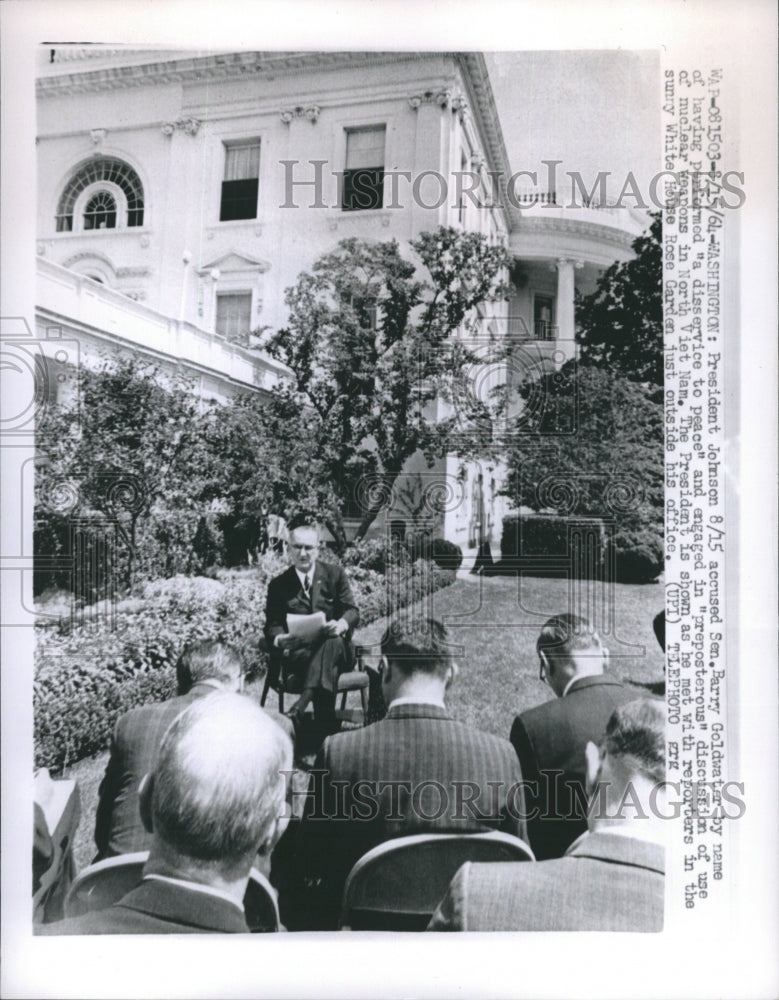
top-left (62, 573), bottom-right (664, 873)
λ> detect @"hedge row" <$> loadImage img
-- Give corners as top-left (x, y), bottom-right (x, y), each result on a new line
top-left (501, 514), bottom-right (663, 584)
top-left (34, 555), bottom-right (455, 770)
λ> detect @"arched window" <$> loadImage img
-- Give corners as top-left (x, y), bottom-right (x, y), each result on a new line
top-left (83, 190), bottom-right (117, 230)
top-left (56, 157), bottom-right (144, 232)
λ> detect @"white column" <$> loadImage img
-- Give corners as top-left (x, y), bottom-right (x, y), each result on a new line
top-left (554, 257), bottom-right (582, 364)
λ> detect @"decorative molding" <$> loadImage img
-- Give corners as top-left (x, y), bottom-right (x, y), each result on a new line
top-left (116, 265), bottom-right (151, 278)
top-left (407, 89), bottom-right (451, 111)
top-left (198, 249), bottom-right (271, 274)
top-left (124, 290), bottom-right (147, 301)
top-left (518, 215), bottom-right (636, 252)
top-left (451, 94), bottom-right (469, 121)
top-left (61, 250), bottom-right (115, 270)
top-left (552, 258), bottom-right (585, 271)
top-left (161, 116), bottom-right (202, 137)
top-left (280, 105), bottom-right (321, 124)
top-left (90, 128), bottom-right (107, 146)
top-left (37, 242), bottom-right (46, 256)
top-left (39, 51), bottom-right (439, 98)
top-left (139, 235), bottom-right (150, 248)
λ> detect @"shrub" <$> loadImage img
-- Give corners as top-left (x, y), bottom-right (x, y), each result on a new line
top-left (430, 538), bottom-right (463, 571)
top-left (340, 536), bottom-right (408, 574)
top-left (500, 513), bottom-right (661, 584)
top-left (34, 554), bottom-right (455, 770)
top-left (501, 513), bottom-right (605, 575)
top-left (611, 524), bottom-right (664, 583)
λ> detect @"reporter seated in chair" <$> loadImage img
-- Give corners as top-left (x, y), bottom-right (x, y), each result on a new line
top-left (264, 523), bottom-right (359, 729)
top-left (40, 693), bottom-right (292, 934)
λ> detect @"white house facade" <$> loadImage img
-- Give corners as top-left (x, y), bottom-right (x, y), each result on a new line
top-left (35, 48), bottom-right (648, 559)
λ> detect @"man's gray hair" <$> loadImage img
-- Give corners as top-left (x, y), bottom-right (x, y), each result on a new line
top-left (151, 693), bottom-right (292, 871)
top-left (176, 640), bottom-right (243, 693)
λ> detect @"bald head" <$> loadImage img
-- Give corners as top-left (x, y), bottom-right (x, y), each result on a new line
top-left (146, 693), bottom-right (292, 881)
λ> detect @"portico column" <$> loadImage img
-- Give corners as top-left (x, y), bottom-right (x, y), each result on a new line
top-left (554, 257), bottom-right (583, 364)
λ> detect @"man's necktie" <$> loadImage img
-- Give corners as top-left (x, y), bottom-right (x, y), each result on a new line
top-left (303, 574), bottom-right (311, 595)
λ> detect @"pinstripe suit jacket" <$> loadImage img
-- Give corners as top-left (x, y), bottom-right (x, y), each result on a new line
top-left (428, 831), bottom-right (665, 931)
top-left (281, 703), bottom-right (527, 929)
top-left (94, 683), bottom-right (217, 859)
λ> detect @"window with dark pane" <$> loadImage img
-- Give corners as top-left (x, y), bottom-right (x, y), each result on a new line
top-left (215, 292), bottom-right (252, 346)
top-left (83, 191), bottom-right (117, 230)
top-left (220, 141), bottom-right (260, 221)
top-left (342, 126), bottom-right (385, 211)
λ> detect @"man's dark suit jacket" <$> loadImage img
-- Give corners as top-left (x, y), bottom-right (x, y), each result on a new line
top-left (279, 703), bottom-right (528, 930)
top-left (94, 683), bottom-right (217, 859)
top-left (510, 674), bottom-right (639, 860)
top-left (428, 831), bottom-right (665, 931)
top-left (37, 878), bottom-right (249, 934)
top-left (263, 561), bottom-right (359, 678)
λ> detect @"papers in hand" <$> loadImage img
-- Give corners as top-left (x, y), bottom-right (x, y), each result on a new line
top-left (286, 611), bottom-right (326, 640)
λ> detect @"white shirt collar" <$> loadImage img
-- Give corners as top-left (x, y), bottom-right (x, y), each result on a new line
top-left (388, 695), bottom-right (446, 710)
top-left (561, 672), bottom-right (602, 698)
top-left (142, 873), bottom-right (245, 913)
top-left (565, 825), bottom-right (666, 853)
top-left (295, 564), bottom-right (316, 586)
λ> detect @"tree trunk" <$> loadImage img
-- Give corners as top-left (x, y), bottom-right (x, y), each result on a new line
top-left (353, 468), bottom-right (400, 543)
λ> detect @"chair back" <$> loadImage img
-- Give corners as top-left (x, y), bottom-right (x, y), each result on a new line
top-left (340, 830), bottom-right (534, 931)
top-left (64, 852), bottom-right (147, 918)
top-left (64, 852), bottom-right (280, 931)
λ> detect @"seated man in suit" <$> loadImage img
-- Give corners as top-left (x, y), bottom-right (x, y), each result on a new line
top-left (94, 641), bottom-right (247, 860)
top-left (40, 692), bottom-right (293, 934)
top-left (509, 613), bottom-right (641, 860)
top-left (264, 523), bottom-right (359, 728)
top-left (277, 617), bottom-right (528, 930)
top-left (429, 697), bottom-right (666, 931)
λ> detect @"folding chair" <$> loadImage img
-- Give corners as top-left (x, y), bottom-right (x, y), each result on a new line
top-left (64, 852), bottom-right (280, 932)
top-left (340, 831), bottom-right (535, 931)
top-left (259, 638), bottom-right (370, 725)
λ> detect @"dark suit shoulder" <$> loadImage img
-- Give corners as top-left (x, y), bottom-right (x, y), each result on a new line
top-left (518, 675), bottom-right (627, 726)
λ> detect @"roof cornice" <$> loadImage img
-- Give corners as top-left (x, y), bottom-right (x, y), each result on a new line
top-left (454, 53), bottom-right (520, 231)
top-left (36, 50), bottom-right (440, 97)
top-left (511, 215), bottom-right (637, 252)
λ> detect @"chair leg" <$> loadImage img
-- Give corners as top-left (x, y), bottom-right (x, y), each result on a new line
top-left (339, 689), bottom-right (348, 711)
top-left (278, 686), bottom-right (284, 714)
top-left (260, 671), bottom-right (271, 708)
top-left (359, 683), bottom-right (369, 721)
